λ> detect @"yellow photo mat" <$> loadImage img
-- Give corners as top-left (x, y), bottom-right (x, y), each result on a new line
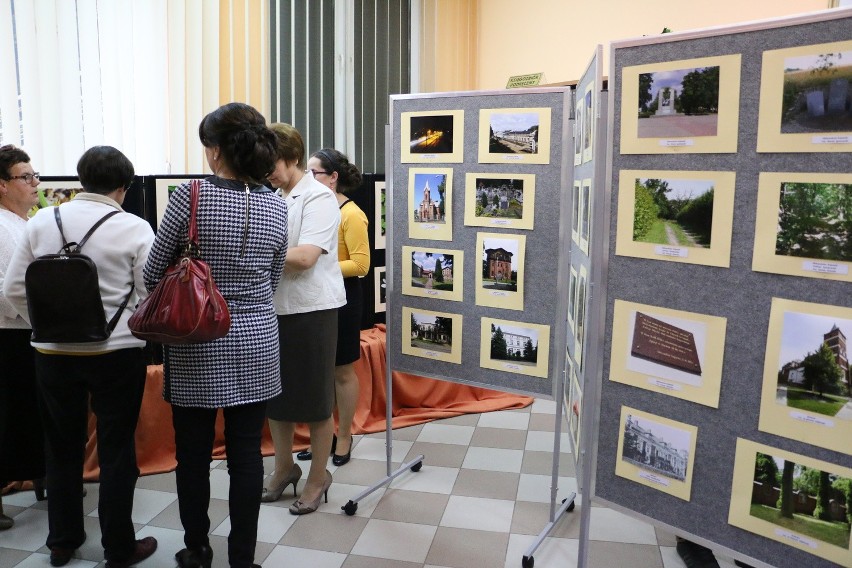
top-left (609, 300), bottom-right (727, 408)
top-left (401, 246), bottom-right (464, 302)
top-left (579, 178), bottom-right (592, 255)
top-left (756, 40), bottom-right (852, 153)
top-left (402, 306), bottom-right (463, 364)
top-left (479, 317), bottom-right (551, 379)
top-left (400, 109), bottom-right (465, 163)
top-left (408, 167), bottom-right (453, 241)
top-left (615, 169), bottom-right (736, 268)
top-left (728, 438), bottom-right (852, 566)
top-left (620, 54), bottom-right (741, 154)
top-left (615, 406), bottom-right (698, 502)
top-left (752, 172), bottom-right (852, 283)
top-left (478, 107), bottom-right (552, 165)
top-left (758, 298), bottom-right (852, 455)
top-left (463, 172), bottom-right (536, 230)
top-left (582, 82), bottom-right (595, 163)
top-left (475, 232), bottom-right (526, 311)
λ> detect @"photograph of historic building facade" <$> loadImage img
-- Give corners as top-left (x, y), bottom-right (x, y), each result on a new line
top-left (410, 251), bottom-right (454, 291)
top-left (488, 112), bottom-right (540, 154)
top-left (621, 414), bottom-right (690, 482)
top-left (410, 312), bottom-right (453, 353)
top-left (490, 323), bottom-right (539, 365)
top-left (481, 240), bottom-right (518, 291)
top-left (413, 173), bottom-right (446, 223)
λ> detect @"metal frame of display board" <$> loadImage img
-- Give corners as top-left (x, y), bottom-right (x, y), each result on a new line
top-left (343, 89), bottom-right (578, 568)
top-left (590, 8), bottom-right (852, 568)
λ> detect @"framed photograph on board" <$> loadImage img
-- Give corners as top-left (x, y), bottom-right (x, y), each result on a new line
top-left (463, 173), bottom-right (536, 230)
top-left (756, 40), bottom-right (852, 153)
top-left (374, 181), bottom-right (386, 249)
top-left (582, 83), bottom-right (594, 163)
top-left (758, 298), bottom-right (852, 454)
top-left (478, 107), bottom-right (552, 164)
top-left (752, 172), bottom-right (852, 282)
top-left (620, 54), bottom-right (741, 154)
top-left (400, 109), bottom-right (464, 163)
top-left (615, 406), bottom-right (698, 502)
top-left (728, 438), bottom-right (852, 566)
top-left (401, 246), bottom-right (463, 302)
top-left (402, 306), bottom-right (462, 364)
top-left (568, 368), bottom-right (583, 453)
top-left (408, 168), bottom-right (453, 241)
top-left (28, 178), bottom-right (82, 218)
top-left (615, 170), bottom-right (736, 268)
top-left (573, 96), bottom-right (583, 166)
top-left (154, 176), bottom-right (205, 228)
top-left (609, 300), bottom-right (727, 408)
top-left (573, 265), bottom-right (588, 370)
top-left (373, 267), bottom-right (386, 313)
top-left (571, 181), bottom-right (581, 245)
top-left (567, 266), bottom-right (578, 333)
top-left (579, 179), bottom-right (592, 254)
top-left (475, 232), bottom-right (526, 310)
top-left (479, 316), bottom-right (550, 379)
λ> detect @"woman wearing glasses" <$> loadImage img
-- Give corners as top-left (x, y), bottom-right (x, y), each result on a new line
top-left (295, 149), bottom-right (369, 467)
top-left (0, 145), bottom-right (45, 530)
top-left (262, 123), bottom-right (345, 514)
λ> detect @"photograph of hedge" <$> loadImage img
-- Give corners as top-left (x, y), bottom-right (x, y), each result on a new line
top-left (775, 181), bottom-right (852, 263)
top-left (780, 50), bottom-right (852, 134)
top-left (632, 177), bottom-right (714, 248)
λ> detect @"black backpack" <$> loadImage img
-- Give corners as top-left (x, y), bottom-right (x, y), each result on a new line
top-left (24, 207), bottom-right (134, 343)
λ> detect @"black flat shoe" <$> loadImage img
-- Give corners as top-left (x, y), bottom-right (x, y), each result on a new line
top-left (296, 449), bottom-right (312, 461)
top-left (175, 544), bottom-right (213, 568)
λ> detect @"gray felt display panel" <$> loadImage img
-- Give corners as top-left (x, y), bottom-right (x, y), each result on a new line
top-left (596, 13), bottom-right (852, 568)
top-left (388, 89), bottom-right (571, 398)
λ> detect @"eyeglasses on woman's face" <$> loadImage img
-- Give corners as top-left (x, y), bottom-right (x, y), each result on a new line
top-left (8, 172), bottom-right (40, 184)
top-left (306, 169), bottom-right (329, 177)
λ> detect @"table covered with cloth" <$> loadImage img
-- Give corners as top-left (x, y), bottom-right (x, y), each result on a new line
top-left (78, 324), bottom-right (533, 479)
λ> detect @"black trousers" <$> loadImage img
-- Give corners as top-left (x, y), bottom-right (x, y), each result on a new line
top-left (34, 348), bottom-right (146, 561)
top-left (172, 401), bottom-right (266, 568)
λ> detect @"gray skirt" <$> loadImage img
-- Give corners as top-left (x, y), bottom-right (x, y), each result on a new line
top-left (266, 308), bottom-right (338, 422)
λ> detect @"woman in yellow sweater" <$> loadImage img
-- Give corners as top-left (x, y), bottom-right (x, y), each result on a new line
top-left (300, 148), bottom-right (369, 466)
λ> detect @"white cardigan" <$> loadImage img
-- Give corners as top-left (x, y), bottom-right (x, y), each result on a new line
top-left (3, 193), bottom-right (155, 353)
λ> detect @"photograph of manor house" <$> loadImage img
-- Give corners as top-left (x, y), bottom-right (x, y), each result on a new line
top-left (750, 452), bottom-right (851, 549)
top-left (410, 312), bottom-right (453, 353)
top-left (410, 250), bottom-right (454, 291)
top-left (780, 49), bottom-right (852, 134)
top-left (489, 322), bottom-right (539, 366)
top-left (409, 113), bottom-right (455, 153)
top-left (412, 172), bottom-right (446, 223)
top-left (776, 311), bottom-right (852, 421)
top-left (480, 237), bottom-right (519, 291)
top-left (774, 181), bottom-right (852, 263)
top-left (637, 66), bottom-right (720, 138)
top-left (621, 413), bottom-right (690, 482)
top-left (474, 177), bottom-right (525, 220)
top-left (488, 112), bottom-right (540, 154)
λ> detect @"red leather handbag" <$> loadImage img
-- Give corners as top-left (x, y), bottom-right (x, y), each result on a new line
top-left (128, 179), bottom-right (231, 344)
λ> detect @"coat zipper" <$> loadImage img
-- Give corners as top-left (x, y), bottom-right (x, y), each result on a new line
top-left (240, 183), bottom-right (250, 257)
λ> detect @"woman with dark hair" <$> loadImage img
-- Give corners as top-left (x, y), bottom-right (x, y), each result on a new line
top-left (0, 144), bottom-right (45, 529)
top-left (296, 148), bottom-right (369, 466)
top-left (144, 102), bottom-right (288, 568)
top-left (4, 145), bottom-right (157, 567)
top-left (261, 124), bottom-right (345, 514)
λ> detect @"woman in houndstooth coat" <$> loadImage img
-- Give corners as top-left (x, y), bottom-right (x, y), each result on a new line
top-left (143, 103), bottom-right (288, 568)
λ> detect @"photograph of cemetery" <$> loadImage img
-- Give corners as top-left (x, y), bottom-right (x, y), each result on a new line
top-left (488, 111), bottom-right (540, 154)
top-left (409, 113), bottom-right (455, 153)
top-left (409, 250), bottom-right (454, 292)
top-left (473, 177), bottom-right (525, 219)
top-left (410, 311), bottom-right (453, 354)
top-left (489, 322), bottom-right (539, 367)
top-left (775, 310), bottom-right (852, 421)
top-left (620, 413), bottom-right (691, 483)
top-left (780, 49), bottom-right (852, 134)
top-left (480, 236), bottom-right (520, 291)
top-left (774, 181), bottom-right (852, 263)
top-left (637, 66), bottom-right (720, 138)
top-left (750, 452), bottom-right (851, 550)
top-left (412, 172), bottom-right (447, 224)
top-left (632, 177), bottom-right (715, 248)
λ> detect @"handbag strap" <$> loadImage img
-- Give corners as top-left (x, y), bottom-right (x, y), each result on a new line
top-left (188, 179), bottom-right (200, 247)
top-left (54, 207), bottom-right (121, 254)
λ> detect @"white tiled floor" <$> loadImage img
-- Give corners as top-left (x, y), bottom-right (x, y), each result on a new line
top-left (0, 400), bottom-right (746, 568)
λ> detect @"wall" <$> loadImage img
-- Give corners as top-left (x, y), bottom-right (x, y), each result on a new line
top-left (438, 0), bottom-right (830, 90)
top-left (418, 0), bottom-right (479, 93)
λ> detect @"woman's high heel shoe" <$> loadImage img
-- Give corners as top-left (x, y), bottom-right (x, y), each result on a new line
top-left (332, 434), bottom-right (352, 467)
top-left (175, 545), bottom-right (213, 568)
top-left (33, 478), bottom-right (46, 501)
top-left (288, 470), bottom-right (332, 515)
top-left (260, 464), bottom-right (302, 503)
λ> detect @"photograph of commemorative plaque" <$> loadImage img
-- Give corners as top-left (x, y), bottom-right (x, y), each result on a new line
top-left (609, 300), bottom-right (727, 408)
top-left (631, 312), bottom-right (702, 375)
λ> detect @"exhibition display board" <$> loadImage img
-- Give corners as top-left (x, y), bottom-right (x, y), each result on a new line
top-left (595, 10), bottom-right (852, 568)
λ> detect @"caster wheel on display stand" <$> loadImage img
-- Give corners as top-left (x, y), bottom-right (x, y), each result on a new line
top-left (342, 500), bottom-right (358, 516)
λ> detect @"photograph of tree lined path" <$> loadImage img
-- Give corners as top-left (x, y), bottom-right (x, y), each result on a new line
top-left (410, 251), bottom-right (454, 291)
top-left (775, 182), bottom-right (852, 262)
top-left (632, 177), bottom-right (714, 248)
top-left (751, 452), bottom-right (851, 549)
top-left (776, 310), bottom-right (852, 421)
top-left (637, 66), bottom-right (720, 138)
top-left (781, 50), bottom-right (852, 134)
